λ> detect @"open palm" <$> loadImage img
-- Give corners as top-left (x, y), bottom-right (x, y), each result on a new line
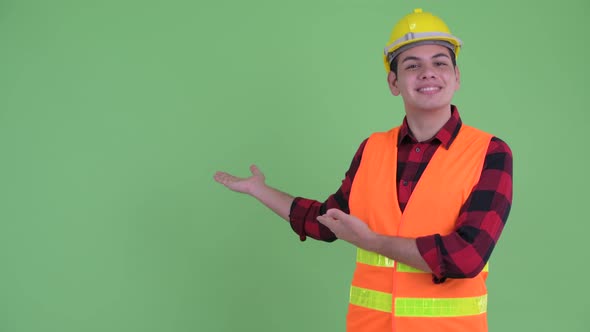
top-left (213, 165), bottom-right (265, 195)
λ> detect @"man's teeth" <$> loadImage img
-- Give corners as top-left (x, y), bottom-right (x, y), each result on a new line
top-left (419, 87), bottom-right (440, 92)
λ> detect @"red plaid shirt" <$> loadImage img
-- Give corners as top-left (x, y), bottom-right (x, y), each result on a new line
top-left (289, 106), bottom-right (513, 282)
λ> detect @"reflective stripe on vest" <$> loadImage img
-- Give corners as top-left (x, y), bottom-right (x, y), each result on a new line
top-left (350, 286), bottom-right (488, 317)
top-left (356, 248), bottom-right (489, 273)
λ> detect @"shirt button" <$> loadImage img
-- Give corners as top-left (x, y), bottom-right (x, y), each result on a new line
top-left (402, 180), bottom-right (408, 186)
top-left (415, 147), bottom-right (421, 153)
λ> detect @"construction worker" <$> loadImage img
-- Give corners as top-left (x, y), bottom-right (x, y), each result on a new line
top-left (214, 8), bottom-right (513, 332)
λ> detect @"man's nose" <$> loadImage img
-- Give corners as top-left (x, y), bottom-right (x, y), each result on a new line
top-left (420, 66), bottom-right (437, 79)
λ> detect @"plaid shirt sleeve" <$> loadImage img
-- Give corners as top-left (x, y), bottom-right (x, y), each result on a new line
top-left (288, 139), bottom-right (368, 241)
top-left (416, 137), bottom-right (513, 282)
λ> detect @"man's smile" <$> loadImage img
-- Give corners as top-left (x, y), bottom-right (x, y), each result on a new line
top-left (417, 86), bottom-right (442, 94)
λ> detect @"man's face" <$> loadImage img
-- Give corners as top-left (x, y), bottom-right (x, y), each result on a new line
top-left (387, 44), bottom-right (460, 114)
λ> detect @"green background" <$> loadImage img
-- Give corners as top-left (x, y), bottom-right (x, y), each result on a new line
top-left (0, 0), bottom-right (588, 331)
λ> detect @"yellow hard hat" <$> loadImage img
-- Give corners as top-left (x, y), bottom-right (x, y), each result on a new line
top-left (383, 8), bottom-right (462, 73)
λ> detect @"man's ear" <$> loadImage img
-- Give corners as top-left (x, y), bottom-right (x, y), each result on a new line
top-left (454, 65), bottom-right (461, 91)
top-left (387, 71), bottom-right (400, 96)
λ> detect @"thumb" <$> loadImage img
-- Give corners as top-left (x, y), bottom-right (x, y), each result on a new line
top-left (250, 164), bottom-right (263, 176)
top-left (325, 208), bottom-right (347, 219)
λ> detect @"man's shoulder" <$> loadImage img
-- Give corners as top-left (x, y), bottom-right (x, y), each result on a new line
top-left (367, 126), bottom-right (402, 139)
top-left (461, 124), bottom-right (513, 155)
top-left (488, 136), bottom-right (513, 156)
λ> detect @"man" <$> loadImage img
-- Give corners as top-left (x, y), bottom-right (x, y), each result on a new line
top-left (214, 8), bottom-right (512, 332)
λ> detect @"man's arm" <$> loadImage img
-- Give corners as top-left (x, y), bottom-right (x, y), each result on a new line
top-left (215, 139), bottom-right (369, 242)
top-left (416, 137), bottom-right (513, 280)
top-left (214, 165), bottom-right (294, 221)
top-left (317, 209), bottom-right (431, 272)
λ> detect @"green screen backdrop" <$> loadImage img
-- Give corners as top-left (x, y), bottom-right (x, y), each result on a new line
top-left (0, 0), bottom-right (588, 331)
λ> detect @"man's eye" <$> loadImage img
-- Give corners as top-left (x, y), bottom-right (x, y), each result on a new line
top-left (405, 64), bottom-right (418, 70)
top-left (435, 62), bottom-right (447, 66)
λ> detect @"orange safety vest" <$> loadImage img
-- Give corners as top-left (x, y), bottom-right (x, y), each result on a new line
top-left (348, 125), bottom-right (492, 332)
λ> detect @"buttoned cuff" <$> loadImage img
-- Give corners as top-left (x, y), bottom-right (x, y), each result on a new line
top-left (416, 234), bottom-right (447, 283)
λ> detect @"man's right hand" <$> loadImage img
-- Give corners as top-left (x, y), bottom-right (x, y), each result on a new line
top-left (213, 165), bottom-right (294, 221)
top-left (213, 164), bottom-right (266, 196)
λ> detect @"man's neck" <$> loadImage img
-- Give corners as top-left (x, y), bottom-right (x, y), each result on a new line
top-left (405, 106), bottom-right (452, 142)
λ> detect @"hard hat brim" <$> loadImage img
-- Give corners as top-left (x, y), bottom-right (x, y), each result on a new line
top-left (383, 36), bottom-right (462, 73)
top-left (386, 40), bottom-right (457, 66)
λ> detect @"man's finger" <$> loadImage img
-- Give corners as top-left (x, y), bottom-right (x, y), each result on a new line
top-left (317, 215), bottom-right (335, 226)
top-left (325, 208), bottom-right (347, 220)
top-left (213, 172), bottom-right (228, 184)
top-left (214, 172), bottom-right (238, 186)
top-left (250, 164), bottom-right (262, 176)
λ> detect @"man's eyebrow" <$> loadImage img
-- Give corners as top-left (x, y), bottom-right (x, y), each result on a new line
top-left (401, 56), bottom-right (420, 64)
top-left (401, 53), bottom-right (451, 64)
top-left (432, 53), bottom-right (451, 59)
top-left (401, 53), bottom-right (451, 63)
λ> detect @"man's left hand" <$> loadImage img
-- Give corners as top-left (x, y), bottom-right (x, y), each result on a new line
top-left (317, 209), bottom-right (376, 250)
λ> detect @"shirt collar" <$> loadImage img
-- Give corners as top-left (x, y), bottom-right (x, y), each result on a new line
top-left (397, 105), bottom-right (463, 149)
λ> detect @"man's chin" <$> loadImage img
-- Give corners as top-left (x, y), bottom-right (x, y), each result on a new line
top-left (407, 101), bottom-right (451, 114)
